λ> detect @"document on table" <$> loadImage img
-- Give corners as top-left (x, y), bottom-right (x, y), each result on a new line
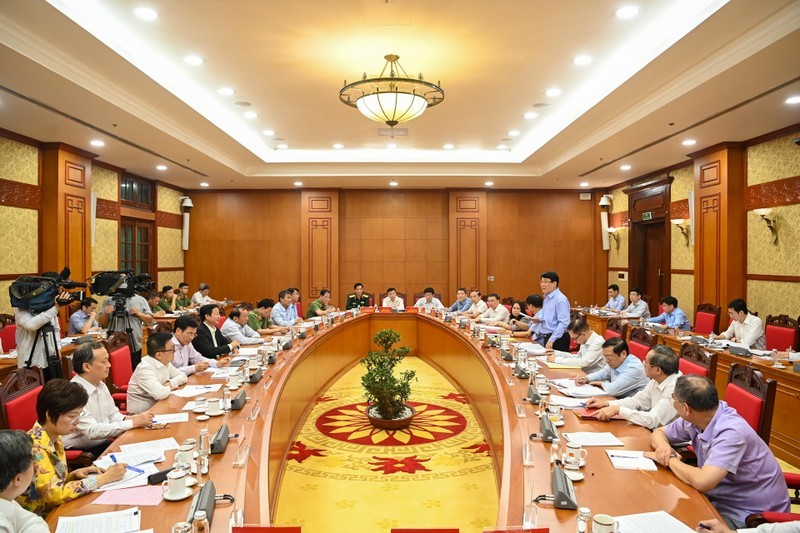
top-left (93, 486), bottom-right (164, 506)
top-left (210, 368), bottom-right (233, 379)
top-left (94, 463), bottom-right (159, 492)
top-left (616, 511), bottom-right (694, 533)
top-left (605, 450), bottom-right (657, 471)
top-left (517, 342), bottom-right (546, 355)
top-left (562, 431), bottom-right (624, 447)
top-left (151, 412), bottom-right (189, 424)
top-left (557, 383), bottom-right (607, 398)
top-left (55, 506), bottom-right (141, 533)
top-left (94, 450), bottom-right (164, 469)
top-left (120, 437), bottom-right (180, 454)
top-left (238, 347), bottom-right (260, 356)
top-left (548, 396), bottom-right (586, 409)
top-left (171, 384), bottom-right (222, 397)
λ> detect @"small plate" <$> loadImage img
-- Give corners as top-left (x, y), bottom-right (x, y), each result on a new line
top-left (192, 407), bottom-right (206, 414)
top-left (772, 364), bottom-right (787, 369)
top-left (196, 415), bottom-right (209, 421)
top-left (205, 411), bottom-right (224, 417)
top-left (553, 420), bottom-right (565, 427)
top-left (564, 469), bottom-right (585, 481)
top-left (162, 487), bottom-right (194, 501)
top-left (186, 476), bottom-right (198, 487)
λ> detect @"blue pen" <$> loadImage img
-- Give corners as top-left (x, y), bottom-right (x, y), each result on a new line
top-left (110, 453), bottom-right (144, 474)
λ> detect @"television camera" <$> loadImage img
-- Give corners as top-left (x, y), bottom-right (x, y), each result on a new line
top-left (9, 267), bottom-right (87, 314)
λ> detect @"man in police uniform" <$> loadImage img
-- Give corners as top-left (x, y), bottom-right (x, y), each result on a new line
top-left (345, 282), bottom-right (370, 310)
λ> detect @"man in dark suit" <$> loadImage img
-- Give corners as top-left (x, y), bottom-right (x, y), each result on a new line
top-left (192, 304), bottom-right (240, 358)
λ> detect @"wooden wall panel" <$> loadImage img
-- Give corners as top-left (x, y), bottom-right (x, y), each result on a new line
top-left (301, 191), bottom-right (339, 308)
top-left (698, 194), bottom-right (721, 304)
top-left (65, 195), bottom-right (87, 280)
top-left (449, 191), bottom-right (487, 299)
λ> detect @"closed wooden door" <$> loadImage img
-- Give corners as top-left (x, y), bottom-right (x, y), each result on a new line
top-left (632, 220), bottom-right (669, 317)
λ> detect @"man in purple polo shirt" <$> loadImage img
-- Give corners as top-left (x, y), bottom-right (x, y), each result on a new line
top-left (647, 375), bottom-right (789, 527)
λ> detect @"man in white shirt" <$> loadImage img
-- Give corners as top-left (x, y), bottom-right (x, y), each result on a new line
top-left (720, 298), bottom-right (766, 350)
top-left (172, 316), bottom-right (225, 376)
top-left (0, 430), bottom-right (49, 533)
top-left (221, 307), bottom-right (264, 345)
top-left (14, 289), bottom-right (68, 378)
top-left (381, 288), bottom-right (405, 310)
top-left (548, 319), bottom-right (606, 373)
top-left (191, 283), bottom-right (218, 306)
top-left (477, 293), bottom-right (510, 324)
top-left (463, 290), bottom-right (488, 318)
top-left (63, 341), bottom-right (154, 453)
top-left (126, 333), bottom-right (188, 414)
top-left (413, 287), bottom-right (445, 311)
top-left (585, 345), bottom-right (680, 429)
top-left (622, 287), bottom-right (651, 319)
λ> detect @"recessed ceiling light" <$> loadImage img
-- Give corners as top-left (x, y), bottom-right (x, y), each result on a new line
top-left (496, 144), bottom-right (509, 150)
top-left (294, 181), bottom-right (303, 187)
top-left (620, 164), bottom-right (632, 171)
top-left (183, 55), bottom-right (204, 66)
top-left (616, 5), bottom-right (640, 19)
top-left (682, 139), bottom-right (697, 146)
top-left (484, 181), bottom-right (494, 187)
top-left (243, 111), bottom-right (258, 119)
top-left (156, 164), bottom-right (167, 171)
top-left (332, 143), bottom-right (344, 150)
top-left (217, 87), bottom-right (235, 96)
top-left (573, 55), bottom-right (593, 66)
top-left (508, 130), bottom-right (520, 137)
top-left (545, 87), bottom-right (562, 97)
top-left (443, 143), bottom-right (454, 150)
top-left (580, 182), bottom-right (590, 187)
top-left (524, 111), bottom-right (538, 120)
top-left (200, 182), bottom-right (209, 187)
top-left (262, 129), bottom-right (275, 136)
top-left (90, 140), bottom-right (105, 147)
top-left (387, 143), bottom-right (397, 150)
top-left (389, 180), bottom-right (398, 187)
top-left (277, 143), bottom-right (289, 150)
top-left (133, 7), bottom-right (158, 20)
top-left (785, 95), bottom-right (800, 104)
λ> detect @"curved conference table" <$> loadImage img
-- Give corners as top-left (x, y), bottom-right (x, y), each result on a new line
top-left (47, 311), bottom-right (720, 531)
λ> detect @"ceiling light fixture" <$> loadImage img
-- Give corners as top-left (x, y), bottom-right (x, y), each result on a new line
top-left (496, 144), bottom-right (509, 150)
top-left (484, 181), bottom-right (494, 187)
top-left (785, 96), bottom-right (800, 104)
top-left (262, 129), bottom-right (275, 136)
top-left (620, 164), bottom-right (632, 171)
top-left (332, 143), bottom-right (344, 149)
top-left (243, 111), bottom-right (258, 119)
top-left (682, 139), bottom-right (697, 146)
top-left (443, 143), bottom-right (454, 150)
top-left (294, 181), bottom-right (303, 187)
top-left (277, 143), bottom-right (289, 150)
top-left (573, 55), bottom-right (593, 66)
top-left (133, 7), bottom-right (158, 20)
top-left (183, 55), bottom-right (204, 66)
top-left (580, 182), bottom-right (590, 187)
top-left (90, 140), bottom-right (105, 147)
top-left (156, 164), bottom-right (167, 171)
top-left (389, 180), bottom-right (399, 187)
top-left (387, 143), bottom-right (398, 150)
top-left (508, 130), bottom-right (520, 137)
top-left (524, 111), bottom-right (538, 120)
top-left (200, 182), bottom-right (209, 187)
top-left (217, 87), bottom-right (235, 96)
top-left (616, 5), bottom-right (640, 19)
top-left (545, 87), bottom-right (562, 97)
top-left (340, 54), bottom-right (444, 130)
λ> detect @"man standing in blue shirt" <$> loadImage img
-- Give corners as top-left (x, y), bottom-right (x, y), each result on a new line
top-left (448, 287), bottom-right (471, 313)
top-left (649, 296), bottom-right (691, 330)
top-left (539, 271), bottom-right (571, 351)
top-left (602, 284), bottom-right (626, 311)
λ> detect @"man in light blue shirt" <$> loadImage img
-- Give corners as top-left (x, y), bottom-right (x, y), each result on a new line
top-left (271, 290), bottom-right (302, 327)
top-left (539, 271), bottom-right (571, 351)
top-left (575, 337), bottom-right (648, 398)
top-left (622, 287), bottom-right (651, 319)
top-left (649, 296), bottom-right (691, 330)
top-left (448, 287), bottom-right (471, 313)
top-left (68, 297), bottom-right (99, 335)
top-left (221, 307), bottom-right (264, 345)
top-left (602, 284), bottom-right (626, 311)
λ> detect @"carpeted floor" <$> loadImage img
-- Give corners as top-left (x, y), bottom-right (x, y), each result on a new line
top-left (273, 356), bottom-right (499, 533)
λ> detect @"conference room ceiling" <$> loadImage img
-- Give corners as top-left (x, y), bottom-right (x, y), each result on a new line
top-left (0, 0), bottom-right (799, 190)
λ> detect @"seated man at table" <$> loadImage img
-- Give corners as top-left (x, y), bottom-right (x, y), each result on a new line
top-left (548, 318), bottom-right (606, 373)
top-left (249, 298), bottom-right (289, 335)
top-left (176, 282), bottom-right (194, 309)
top-left (463, 290), bottom-right (488, 318)
top-left (126, 332), bottom-right (188, 414)
top-left (575, 337), bottom-right (648, 398)
top-left (622, 287), bottom-right (651, 319)
top-left (63, 341), bottom-right (154, 455)
top-left (413, 287), bottom-right (445, 311)
top-left (306, 289), bottom-right (336, 318)
top-left (272, 290), bottom-right (303, 327)
top-left (222, 307), bottom-right (265, 345)
top-left (191, 283), bottom-right (218, 307)
top-left (719, 298), bottom-right (765, 349)
top-left (585, 345), bottom-right (680, 429)
top-left (511, 294), bottom-right (544, 340)
top-left (477, 293), bottom-right (510, 324)
top-left (382, 288), bottom-right (405, 310)
top-left (173, 315), bottom-right (227, 375)
top-left (601, 284), bottom-right (626, 311)
top-left (0, 430), bottom-right (49, 532)
top-left (448, 287), bottom-right (471, 313)
top-left (156, 285), bottom-right (177, 313)
top-left (68, 297), bottom-right (100, 335)
top-left (193, 304), bottom-right (240, 358)
top-left (346, 282), bottom-right (371, 310)
top-left (146, 291), bottom-right (166, 318)
top-left (649, 296), bottom-right (691, 330)
top-left (648, 375), bottom-right (790, 527)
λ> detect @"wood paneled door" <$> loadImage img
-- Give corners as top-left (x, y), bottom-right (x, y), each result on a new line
top-left (120, 218), bottom-right (153, 276)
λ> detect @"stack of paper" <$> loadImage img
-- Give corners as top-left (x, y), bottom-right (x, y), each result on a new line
top-left (120, 437), bottom-right (180, 453)
top-left (92, 449), bottom-right (165, 492)
top-left (616, 511), bottom-right (695, 532)
top-left (517, 342), bottom-right (546, 355)
top-left (562, 432), bottom-right (624, 446)
top-left (548, 396), bottom-right (586, 409)
top-left (605, 450), bottom-right (657, 471)
top-left (557, 384), bottom-right (606, 398)
top-left (171, 384), bottom-right (221, 397)
top-left (55, 507), bottom-right (142, 533)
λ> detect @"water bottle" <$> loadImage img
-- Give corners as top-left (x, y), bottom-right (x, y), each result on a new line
top-left (222, 386), bottom-right (231, 413)
top-left (575, 507), bottom-right (591, 533)
top-left (197, 429), bottom-right (210, 485)
top-left (550, 437), bottom-right (561, 465)
top-left (192, 511), bottom-right (209, 533)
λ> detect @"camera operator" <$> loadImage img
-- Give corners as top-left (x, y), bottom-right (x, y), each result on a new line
top-left (15, 289), bottom-right (72, 379)
top-left (97, 288), bottom-right (154, 369)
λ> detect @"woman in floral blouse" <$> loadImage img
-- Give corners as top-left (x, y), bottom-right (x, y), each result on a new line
top-left (16, 379), bottom-right (127, 516)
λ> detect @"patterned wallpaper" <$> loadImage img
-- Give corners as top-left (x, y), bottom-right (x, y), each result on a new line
top-left (0, 137), bottom-right (38, 185)
top-left (607, 271), bottom-right (628, 304)
top-left (609, 186), bottom-right (628, 214)
top-left (608, 226), bottom-right (628, 268)
top-left (747, 205), bottom-right (800, 275)
top-left (92, 219), bottom-right (118, 272)
top-left (92, 166), bottom-right (119, 201)
top-left (747, 280), bottom-right (800, 320)
top-left (157, 270), bottom-right (184, 292)
top-left (157, 185), bottom-right (183, 214)
top-left (0, 206), bottom-right (38, 274)
top-left (670, 165), bottom-right (693, 202)
top-left (671, 225), bottom-right (694, 270)
top-left (157, 227), bottom-right (183, 268)
top-left (747, 131), bottom-right (800, 186)
top-left (671, 274), bottom-right (695, 320)
top-left (0, 280), bottom-right (12, 315)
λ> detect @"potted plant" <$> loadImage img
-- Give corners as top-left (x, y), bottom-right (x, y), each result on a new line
top-left (361, 329), bottom-right (416, 430)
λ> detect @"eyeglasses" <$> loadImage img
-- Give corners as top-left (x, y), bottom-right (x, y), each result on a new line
top-left (182, 332), bottom-right (198, 338)
top-left (159, 348), bottom-right (176, 354)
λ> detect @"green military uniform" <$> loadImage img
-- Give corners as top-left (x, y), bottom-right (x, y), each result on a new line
top-left (157, 297), bottom-right (173, 312)
top-left (176, 294), bottom-right (192, 309)
top-left (345, 293), bottom-right (370, 310)
top-left (305, 299), bottom-right (329, 319)
top-left (150, 303), bottom-right (162, 313)
top-left (248, 309), bottom-right (270, 331)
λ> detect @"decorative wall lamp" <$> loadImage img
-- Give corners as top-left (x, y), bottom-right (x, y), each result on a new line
top-left (607, 227), bottom-right (620, 249)
top-left (754, 208), bottom-right (778, 244)
top-left (671, 218), bottom-right (691, 247)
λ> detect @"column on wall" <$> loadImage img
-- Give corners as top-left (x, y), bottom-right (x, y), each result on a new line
top-left (300, 191), bottom-right (339, 309)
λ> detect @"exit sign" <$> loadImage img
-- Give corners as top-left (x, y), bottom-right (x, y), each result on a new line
top-left (642, 212), bottom-right (653, 220)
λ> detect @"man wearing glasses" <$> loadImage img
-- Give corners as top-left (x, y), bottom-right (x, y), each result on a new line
top-left (574, 337), bottom-right (648, 398)
top-left (172, 315), bottom-right (228, 376)
top-left (547, 318), bottom-right (606, 373)
top-left (126, 332), bottom-right (188, 414)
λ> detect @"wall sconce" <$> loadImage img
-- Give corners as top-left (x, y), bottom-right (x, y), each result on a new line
top-left (754, 208), bottom-right (778, 244)
top-left (671, 218), bottom-right (691, 247)
top-left (607, 227), bottom-right (620, 249)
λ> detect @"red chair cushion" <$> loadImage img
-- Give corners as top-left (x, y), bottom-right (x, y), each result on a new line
top-left (65, 450), bottom-right (84, 461)
top-left (604, 329), bottom-right (621, 340)
top-left (725, 383), bottom-right (763, 434)
top-left (217, 316), bottom-right (227, 329)
top-left (757, 512), bottom-right (800, 523)
top-left (679, 359), bottom-right (708, 378)
top-left (628, 341), bottom-right (650, 361)
top-left (785, 472), bottom-right (800, 490)
top-left (0, 324), bottom-right (17, 351)
top-left (503, 304), bottom-right (512, 313)
top-left (765, 325), bottom-right (798, 351)
top-left (109, 346), bottom-right (133, 391)
top-left (694, 312), bottom-right (716, 335)
top-left (5, 386), bottom-right (42, 431)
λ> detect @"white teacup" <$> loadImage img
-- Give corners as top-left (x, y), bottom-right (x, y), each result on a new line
top-left (162, 469), bottom-right (187, 498)
top-left (592, 514), bottom-right (618, 533)
top-left (547, 404), bottom-right (564, 422)
top-left (227, 372), bottom-right (241, 388)
top-left (175, 444), bottom-right (194, 465)
top-left (206, 398), bottom-right (222, 416)
top-left (563, 441), bottom-right (589, 470)
top-left (248, 357), bottom-right (259, 369)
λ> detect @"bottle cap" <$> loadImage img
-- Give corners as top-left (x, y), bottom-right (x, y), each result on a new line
top-left (194, 510), bottom-right (207, 520)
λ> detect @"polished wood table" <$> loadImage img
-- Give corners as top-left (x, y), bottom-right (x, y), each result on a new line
top-left (47, 312), bottom-right (720, 532)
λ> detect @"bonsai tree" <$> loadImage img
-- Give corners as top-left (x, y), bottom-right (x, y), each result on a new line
top-left (360, 329), bottom-right (415, 420)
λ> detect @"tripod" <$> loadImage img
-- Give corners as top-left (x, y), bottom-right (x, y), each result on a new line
top-left (106, 295), bottom-right (140, 368)
top-left (27, 322), bottom-right (63, 381)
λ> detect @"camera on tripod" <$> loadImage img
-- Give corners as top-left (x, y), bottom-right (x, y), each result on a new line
top-left (90, 270), bottom-right (155, 298)
top-left (9, 267), bottom-right (87, 314)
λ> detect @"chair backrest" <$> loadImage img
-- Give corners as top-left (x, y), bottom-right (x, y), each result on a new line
top-left (628, 327), bottom-right (656, 361)
top-left (501, 296), bottom-right (515, 306)
top-left (109, 345), bottom-right (134, 391)
top-left (105, 332), bottom-right (131, 353)
top-left (413, 292), bottom-right (442, 302)
top-left (765, 315), bottom-right (800, 351)
top-left (0, 367), bottom-right (44, 430)
top-left (0, 323), bottom-right (17, 351)
top-left (694, 303), bottom-right (721, 335)
top-left (678, 343), bottom-right (717, 382)
top-left (503, 304), bottom-right (512, 313)
top-left (152, 321), bottom-right (173, 334)
top-left (217, 315), bottom-right (227, 329)
top-left (604, 318), bottom-right (628, 340)
top-left (0, 314), bottom-right (15, 327)
top-left (726, 363), bottom-right (777, 444)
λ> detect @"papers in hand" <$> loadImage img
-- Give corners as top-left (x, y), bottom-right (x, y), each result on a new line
top-left (562, 431), bottom-right (624, 446)
top-left (94, 463), bottom-right (159, 492)
top-left (615, 511), bottom-right (695, 533)
top-left (605, 450), bottom-right (657, 471)
top-left (171, 384), bottom-right (222, 397)
top-left (56, 507), bottom-right (142, 533)
top-left (94, 449), bottom-right (163, 469)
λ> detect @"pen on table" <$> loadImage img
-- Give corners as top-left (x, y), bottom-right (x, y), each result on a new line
top-left (698, 523), bottom-right (712, 530)
top-left (110, 454), bottom-right (144, 474)
top-left (609, 453), bottom-right (642, 459)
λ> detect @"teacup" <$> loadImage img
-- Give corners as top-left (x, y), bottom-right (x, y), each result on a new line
top-left (547, 404), bottom-right (564, 422)
top-left (175, 444), bottom-right (194, 465)
top-left (227, 372), bottom-right (241, 388)
top-left (162, 468), bottom-right (187, 498)
top-left (206, 398), bottom-right (222, 416)
top-left (591, 514), bottom-right (618, 533)
top-left (563, 441), bottom-right (589, 470)
top-left (248, 357), bottom-right (260, 369)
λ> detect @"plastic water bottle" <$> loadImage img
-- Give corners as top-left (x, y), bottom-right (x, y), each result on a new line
top-left (222, 386), bottom-right (231, 413)
top-left (192, 511), bottom-right (209, 533)
top-left (550, 437), bottom-right (562, 465)
top-left (575, 507), bottom-right (591, 533)
top-left (197, 429), bottom-right (210, 485)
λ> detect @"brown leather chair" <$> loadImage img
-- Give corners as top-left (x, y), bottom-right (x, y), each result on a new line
top-left (678, 343), bottom-right (717, 382)
top-left (727, 363), bottom-right (777, 444)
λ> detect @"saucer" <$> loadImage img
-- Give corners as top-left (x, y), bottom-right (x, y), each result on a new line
top-left (186, 476), bottom-right (198, 487)
top-left (192, 407), bottom-right (206, 414)
top-left (205, 411), bottom-right (224, 417)
top-left (553, 420), bottom-right (565, 427)
top-left (162, 487), bottom-right (194, 501)
top-left (196, 415), bottom-right (209, 421)
top-left (772, 364), bottom-right (786, 369)
top-left (228, 385), bottom-right (240, 391)
top-left (564, 469), bottom-right (585, 482)
top-left (562, 457), bottom-right (587, 468)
